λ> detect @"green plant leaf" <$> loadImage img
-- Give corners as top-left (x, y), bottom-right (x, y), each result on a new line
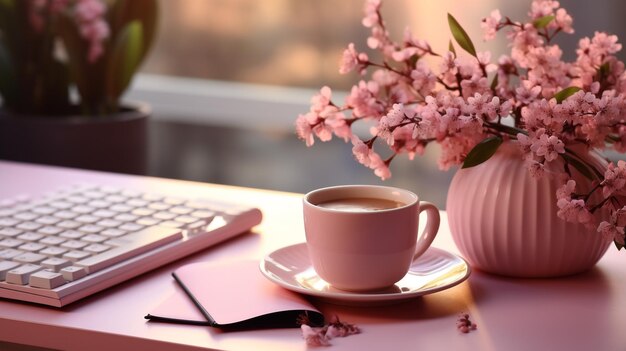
top-left (109, 0), bottom-right (157, 64)
top-left (554, 86), bottom-right (582, 103)
top-left (448, 40), bottom-right (456, 57)
top-left (448, 13), bottom-right (476, 57)
top-left (106, 21), bottom-right (143, 105)
top-left (533, 15), bottom-right (555, 29)
top-left (462, 136), bottom-right (503, 168)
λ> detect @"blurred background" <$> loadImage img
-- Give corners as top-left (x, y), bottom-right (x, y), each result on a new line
top-left (126, 0), bottom-right (626, 208)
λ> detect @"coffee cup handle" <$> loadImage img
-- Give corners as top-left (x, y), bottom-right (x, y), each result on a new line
top-left (412, 201), bottom-right (440, 261)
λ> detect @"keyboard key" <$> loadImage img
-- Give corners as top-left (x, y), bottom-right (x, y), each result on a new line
top-left (78, 225), bottom-right (104, 234)
top-left (83, 244), bottom-right (110, 254)
top-left (41, 257), bottom-right (72, 271)
top-left (29, 270), bottom-right (66, 289)
top-left (101, 228), bottom-right (126, 237)
top-left (137, 217), bottom-right (160, 226)
top-left (53, 210), bottom-right (79, 220)
top-left (95, 219), bottom-right (121, 228)
top-left (49, 201), bottom-right (73, 210)
top-left (88, 200), bottom-right (111, 209)
top-left (40, 246), bottom-right (68, 257)
top-left (72, 205), bottom-right (95, 214)
top-left (104, 195), bottom-right (127, 203)
top-left (164, 197), bottom-right (185, 206)
top-left (32, 206), bottom-right (55, 215)
top-left (153, 212), bottom-right (176, 220)
top-left (6, 264), bottom-right (43, 285)
top-left (0, 228), bottom-right (23, 237)
top-left (39, 236), bottom-right (66, 246)
top-left (66, 195), bottom-right (89, 204)
top-left (35, 216), bottom-right (62, 225)
top-left (16, 222), bottom-right (43, 231)
top-left (63, 250), bottom-right (91, 261)
top-left (38, 226), bottom-right (63, 235)
top-left (17, 232), bottom-right (44, 242)
top-left (75, 215), bottom-right (99, 224)
top-left (18, 242), bottom-right (46, 252)
top-left (148, 203), bottom-right (170, 211)
top-left (174, 216), bottom-right (198, 224)
top-left (82, 234), bottom-right (106, 243)
top-left (110, 204), bottom-right (133, 212)
top-left (118, 223), bottom-right (144, 232)
top-left (77, 226), bottom-right (182, 274)
top-left (0, 249), bottom-right (23, 260)
top-left (131, 208), bottom-right (155, 216)
top-left (0, 238), bottom-right (23, 248)
top-left (127, 199), bottom-right (148, 207)
top-left (61, 240), bottom-right (88, 250)
top-left (13, 212), bottom-right (38, 221)
top-left (59, 230), bottom-right (84, 239)
top-left (92, 210), bottom-right (116, 218)
top-left (57, 220), bottom-right (81, 229)
top-left (191, 210), bottom-right (215, 219)
top-left (0, 218), bottom-right (20, 227)
top-left (60, 266), bottom-right (87, 281)
top-left (114, 213), bottom-right (138, 222)
top-left (0, 260), bottom-right (20, 280)
top-left (0, 199), bottom-right (16, 208)
top-left (170, 206), bottom-right (193, 215)
top-left (159, 221), bottom-right (185, 228)
top-left (14, 252), bottom-right (47, 264)
top-left (0, 208), bottom-right (17, 217)
top-left (142, 194), bottom-right (163, 202)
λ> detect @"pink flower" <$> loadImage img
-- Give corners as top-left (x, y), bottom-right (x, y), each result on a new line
top-left (301, 325), bottom-right (330, 347)
top-left (597, 221), bottom-right (625, 245)
top-left (410, 61), bottom-right (437, 97)
top-left (340, 43), bottom-right (369, 75)
top-left (346, 80), bottom-right (383, 118)
top-left (556, 179), bottom-right (577, 200)
top-left (602, 160), bottom-right (626, 197)
top-left (481, 10), bottom-right (502, 41)
top-left (74, 0), bottom-right (110, 63)
top-left (529, 129), bottom-right (564, 162)
top-left (557, 198), bottom-right (594, 225)
top-left (362, 0), bottom-right (381, 28)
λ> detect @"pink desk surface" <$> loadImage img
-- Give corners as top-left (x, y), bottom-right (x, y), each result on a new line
top-left (0, 160), bottom-right (625, 351)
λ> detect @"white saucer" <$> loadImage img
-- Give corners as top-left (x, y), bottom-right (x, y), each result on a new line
top-left (259, 243), bottom-right (471, 305)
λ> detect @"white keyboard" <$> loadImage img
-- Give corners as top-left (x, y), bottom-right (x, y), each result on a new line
top-left (0, 184), bottom-right (262, 307)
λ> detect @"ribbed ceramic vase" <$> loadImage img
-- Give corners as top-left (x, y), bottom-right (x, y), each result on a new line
top-left (446, 141), bottom-right (612, 277)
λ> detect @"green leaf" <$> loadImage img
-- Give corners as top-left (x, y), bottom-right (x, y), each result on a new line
top-left (462, 136), bottom-right (503, 168)
top-left (448, 13), bottom-right (476, 57)
top-left (106, 21), bottom-right (143, 105)
top-left (448, 40), bottom-right (456, 57)
top-left (533, 15), bottom-right (555, 29)
top-left (108, 0), bottom-right (158, 64)
top-left (554, 86), bottom-right (582, 103)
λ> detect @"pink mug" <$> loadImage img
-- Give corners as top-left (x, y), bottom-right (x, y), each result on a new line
top-left (303, 185), bottom-right (440, 291)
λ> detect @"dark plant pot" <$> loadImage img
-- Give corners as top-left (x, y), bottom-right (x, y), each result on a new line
top-left (0, 102), bottom-right (149, 175)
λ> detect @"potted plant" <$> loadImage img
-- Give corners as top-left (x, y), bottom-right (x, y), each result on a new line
top-left (0, 0), bottom-right (157, 174)
top-left (297, 0), bottom-right (626, 277)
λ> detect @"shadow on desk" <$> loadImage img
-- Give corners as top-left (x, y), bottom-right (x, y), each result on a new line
top-left (312, 267), bottom-right (610, 326)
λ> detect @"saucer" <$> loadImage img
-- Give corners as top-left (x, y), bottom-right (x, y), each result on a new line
top-left (259, 243), bottom-right (471, 305)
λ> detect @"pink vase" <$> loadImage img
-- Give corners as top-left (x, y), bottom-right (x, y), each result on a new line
top-left (446, 141), bottom-right (612, 277)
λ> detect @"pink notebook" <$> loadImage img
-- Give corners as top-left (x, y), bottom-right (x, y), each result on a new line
top-left (145, 260), bottom-right (324, 329)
